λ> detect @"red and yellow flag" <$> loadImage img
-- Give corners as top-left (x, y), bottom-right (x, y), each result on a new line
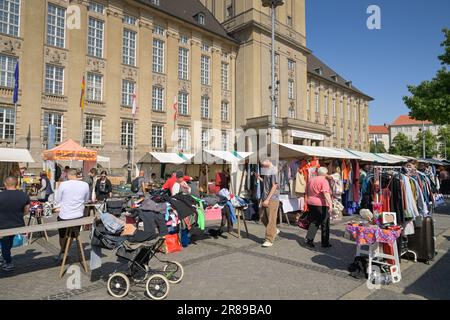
top-left (80, 75), bottom-right (86, 111)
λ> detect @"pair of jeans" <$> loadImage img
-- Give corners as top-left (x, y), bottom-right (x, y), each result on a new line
top-left (306, 205), bottom-right (330, 245)
top-left (261, 200), bottom-right (279, 243)
top-left (0, 236), bottom-right (15, 264)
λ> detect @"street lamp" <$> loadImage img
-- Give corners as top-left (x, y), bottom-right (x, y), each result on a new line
top-left (262, 0), bottom-right (284, 143)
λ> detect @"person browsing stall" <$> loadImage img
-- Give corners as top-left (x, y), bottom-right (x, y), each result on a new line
top-left (54, 169), bottom-right (90, 261)
top-left (83, 167), bottom-right (98, 201)
top-left (0, 176), bottom-right (31, 271)
top-left (171, 171), bottom-right (191, 196)
top-left (95, 170), bottom-right (113, 201)
top-left (258, 159), bottom-right (280, 248)
top-left (304, 167), bottom-right (333, 248)
top-left (38, 171), bottom-right (54, 202)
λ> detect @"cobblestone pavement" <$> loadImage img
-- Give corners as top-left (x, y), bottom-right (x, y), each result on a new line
top-left (1, 202), bottom-right (449, 300)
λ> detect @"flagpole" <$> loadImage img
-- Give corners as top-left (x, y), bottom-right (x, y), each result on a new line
top-left (132, 112), bottom-right (135, 179)
top-left (80, 75), bottom-right (86, 146)
top-left (13, 102), bottom-right (17, 147)
top-left (13, 61), bottom-right (19, 147)
top-left (131, 93), bottom-right (137, 179)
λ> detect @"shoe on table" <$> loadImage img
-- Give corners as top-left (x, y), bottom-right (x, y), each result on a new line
top-left (1, 262), bottom-right (14, 271)
top-left (262, 241), bottom-right (273, 248)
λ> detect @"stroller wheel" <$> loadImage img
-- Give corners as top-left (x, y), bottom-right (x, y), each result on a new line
top-left (145, 274), bottom-right (170, 300)
top-left (107, 273), bottom-right (130, 298)
top-left (163, 261), bottom-right (184, 284)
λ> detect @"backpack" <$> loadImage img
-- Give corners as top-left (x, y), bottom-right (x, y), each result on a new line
top-left (131, 177), bottom-right (141, 193)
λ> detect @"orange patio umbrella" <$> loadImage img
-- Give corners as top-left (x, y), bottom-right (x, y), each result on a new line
top-left (42, 139), bottom-right (97, 161)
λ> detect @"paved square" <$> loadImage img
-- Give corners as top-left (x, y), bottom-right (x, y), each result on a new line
top-left (1, 204), bottom-right (449, 300)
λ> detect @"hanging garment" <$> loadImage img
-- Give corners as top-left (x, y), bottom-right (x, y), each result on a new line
top-left (342, 160), bottom-right (350, 181)
top-left (191, 196), bottom-right (206, 231)
top-left (295, 171), bottom-right (307, 194)
top-left (402, 175), bottom-right (419, 219)
top-left (216, 172), bottom-right (228, 189)
top-left (166, 194), bottom-right (197, 220)
top-left (289, 160), bottom-right (300, 179)
top-left (330, 173), bottom-right (344, 199)
top-left (352, 160), bottom-right (361, 204)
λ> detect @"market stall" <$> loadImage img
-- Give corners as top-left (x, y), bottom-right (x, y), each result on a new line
top-left (42, 139), bottom-right (97, 189)
top-left (137, 152), bottom-right (194, 183)
top-left (0, 147), bottom-right (35, 187)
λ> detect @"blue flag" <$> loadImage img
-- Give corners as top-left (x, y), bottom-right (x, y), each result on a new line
top-left (13, 61), bottom-right (19, 104)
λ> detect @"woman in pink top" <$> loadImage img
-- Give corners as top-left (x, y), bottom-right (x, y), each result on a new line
top-left (305, 167), bottom-right (333, 248)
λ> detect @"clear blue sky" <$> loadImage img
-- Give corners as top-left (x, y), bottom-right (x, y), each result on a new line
top-left (306, 0), bottom-right (450, 125)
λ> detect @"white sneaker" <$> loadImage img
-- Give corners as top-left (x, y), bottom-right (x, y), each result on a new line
top-left (262, 241), bottom-right (273, 248)
top-left (277, 229), bottom-right (281, 235)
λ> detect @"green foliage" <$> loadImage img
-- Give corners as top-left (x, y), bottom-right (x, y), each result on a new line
top-left (389, 133), bottom-right (416, 156)
top-left (414, 130), bottom-right (438, 158)
top-left (370, 140), bottom-right (386, 153)
top-left (438, 126), bottom-right (450, 159)
top-left (403, 29), bottom-right (450, 125)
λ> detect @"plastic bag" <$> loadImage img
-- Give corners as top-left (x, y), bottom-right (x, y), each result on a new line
top-left (162, 234), bottom-right (182, 254)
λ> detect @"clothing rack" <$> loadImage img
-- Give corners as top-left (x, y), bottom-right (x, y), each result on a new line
top-left (373, 166), bottom-right (420, 262)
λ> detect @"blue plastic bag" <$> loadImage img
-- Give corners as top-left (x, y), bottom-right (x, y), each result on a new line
top-left (0, 234), bottom-right (26, 249)
top-left (180, 229), bottom-right (190, 247)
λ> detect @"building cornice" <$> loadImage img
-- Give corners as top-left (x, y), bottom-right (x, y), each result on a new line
top-left (308, 71), bottom-right (373, 101)
top-left (242, 116), bottom-right (332, 136)
top-left (226, 19), bottom-right (311, 56)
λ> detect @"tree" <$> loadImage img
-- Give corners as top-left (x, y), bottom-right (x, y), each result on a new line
top-left (389, 133), bottom-right (416, 156)
top-left (414, 130), bottom-right (438, 158)
top-left (438, 126), bottom-right (450, 159)
top-left (370, 140), bottom-right (386, 153)
top-left (403, 29), bottom-right (450, 125)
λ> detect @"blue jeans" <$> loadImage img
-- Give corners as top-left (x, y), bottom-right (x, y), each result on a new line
top-left (0, 236), bottom-right (15, 264)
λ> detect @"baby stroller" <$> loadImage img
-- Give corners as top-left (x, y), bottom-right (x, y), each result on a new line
top-left (100, 203), bottom-right (184, 300)
top-left (107, 238), bottom-right (184, 300)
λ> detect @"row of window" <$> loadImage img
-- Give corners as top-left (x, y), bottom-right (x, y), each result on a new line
top-left (0, 1), bottom-right (230, 87)
top-left (1, 58), bottom-right (229, 121)
top-left (1, 106), bottom-right (231, 150)
top-left (306, 92), bottom-right (365, 123)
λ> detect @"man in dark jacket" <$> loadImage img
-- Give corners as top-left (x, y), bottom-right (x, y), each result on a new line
top-left (0, 176), bottom-right (30, 271)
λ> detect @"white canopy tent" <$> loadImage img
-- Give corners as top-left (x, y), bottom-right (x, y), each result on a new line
top-left (137, 152), bottom-right (195, 181)
top-left (0, 148), bottom-right (35, 163)
top-left (138, 152), bottom-right (194, 165)
top-left (205, 150), bottom-right (254, 195)
top-left (344, 149), bottom-right (391, 163)
top-left (0, 148), bottom-right (35, 187)
top-left (202, 150), bottom-right (253, 164)
top-left (275, 143), bottom-right (361, 160)
top-left (376, 153), bottom-right (409, 164)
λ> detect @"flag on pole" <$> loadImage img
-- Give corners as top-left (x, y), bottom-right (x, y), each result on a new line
top-left (13, 61), bottom-right (19, 104)
top-left (172, 95), bottom-right (178, 121)
top-left (80, 75), bottom-right (86, 111)
top-left (132, 93), bottom-right (137, 115)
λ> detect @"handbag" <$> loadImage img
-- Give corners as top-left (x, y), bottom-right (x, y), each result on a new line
top-left (297, 211), bottom-right (311, 230)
